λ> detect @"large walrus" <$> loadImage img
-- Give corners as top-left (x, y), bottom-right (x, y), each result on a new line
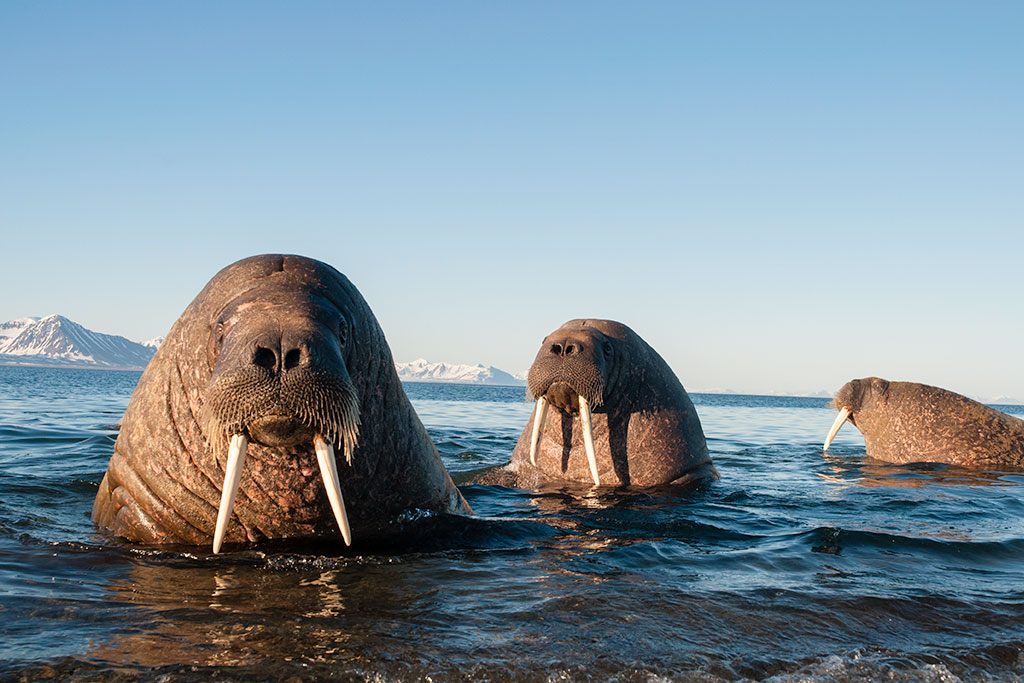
top-left (93, 254), bottom-right (470, 552)
top-left (485, 319), bottom-right (716, 488)
top-left (824, 376), bottom-right (1024, 469)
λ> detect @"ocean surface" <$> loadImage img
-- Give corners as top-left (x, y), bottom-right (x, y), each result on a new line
top-left (1, 366), bottom-right (1023, 682)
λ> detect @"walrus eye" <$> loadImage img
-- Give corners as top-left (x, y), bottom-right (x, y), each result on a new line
top-left (602, 341), bottom-right (613, 357)
top-left (215, 322), bottom-right (225, 346)
top-left (338, 317), bottom-right (349, 346)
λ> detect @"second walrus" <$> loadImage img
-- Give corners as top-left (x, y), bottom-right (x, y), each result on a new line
top-left (485, 319), bottom-right (716, 488)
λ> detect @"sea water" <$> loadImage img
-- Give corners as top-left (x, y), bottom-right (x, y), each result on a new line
top-left (1, 366), bottom-right (1023, 681)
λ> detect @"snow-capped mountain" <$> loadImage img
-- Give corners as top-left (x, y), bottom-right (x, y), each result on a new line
top-left (0, 317), bottom-right (39, 343)
top-left (0, 315), bottom-right (156, 369)
top-left (396, 358), bottom-right (525, 386)
top-left (0, 317), bottom-right (525, 381)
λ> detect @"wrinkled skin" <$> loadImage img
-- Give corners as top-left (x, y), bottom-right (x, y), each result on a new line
top-left (93, 254), bottom-right (470, 547)
top-left (829, 377), bottom-right (1024, 469)
top-left (482, 319), bottom-right (716, 488)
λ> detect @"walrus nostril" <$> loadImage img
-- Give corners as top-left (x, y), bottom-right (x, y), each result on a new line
top-left (549, 341), bottom-right (584, 356)
top-left (283, 348), bottom-right (302, 370)
top-left (253, 346), bottom-right (277, 370)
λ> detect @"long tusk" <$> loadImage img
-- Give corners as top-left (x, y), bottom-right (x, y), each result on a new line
top-left (213, 433), bottom-right (248, 554)
top-left (824, 407), bottom-right (851, 451)
top-left (314, 435), bottom-right (352, 546)
top-left (529, 396), bottom-right (548, 466)
top-left (578, 395), bottom-right (600, 486)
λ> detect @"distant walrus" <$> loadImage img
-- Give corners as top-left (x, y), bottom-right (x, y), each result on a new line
top-left (824, 377), bottom-right (1024, 469)
top-left (484, 319), bottom-right (716, 487)
top-left (93, 254), bottom-right (470, 552)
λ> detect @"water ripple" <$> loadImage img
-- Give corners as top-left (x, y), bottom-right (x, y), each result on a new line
top-left (1, 369), bottom-right (1023, 680)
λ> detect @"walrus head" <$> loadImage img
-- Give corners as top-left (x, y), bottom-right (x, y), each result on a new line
top-left (92, 254), bottom-right (473, 552)
top-left (197, 271), bottom-right (363, 550)
top-left (824, 376), bottom-right (891, 450)
top-left (525, 320), bottom-right (637, 485)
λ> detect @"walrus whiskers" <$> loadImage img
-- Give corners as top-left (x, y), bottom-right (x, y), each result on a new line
top-left (289, 382), bottom-right (361, 466)
top-left (823, 407), bottom-right (851, 451)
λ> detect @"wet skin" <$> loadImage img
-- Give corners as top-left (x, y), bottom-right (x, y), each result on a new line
top-left (825, 377), bottom-right (1024, 470)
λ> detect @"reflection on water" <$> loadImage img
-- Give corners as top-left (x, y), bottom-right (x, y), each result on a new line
top-left (1, 370), bottom-right (1023, 680)
top-left (92, 558), bottom-right (412, 667)
top-left (818, 452), bottom-right (1024, 490)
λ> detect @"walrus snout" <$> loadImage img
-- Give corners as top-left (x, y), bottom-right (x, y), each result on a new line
top-left (252, 341), bottom-right (309, 373)
top-left (524, 326), bottom-right (617, 484)
top-left (203, 310), bottom-right (360, 445)
top-left (547, 340), bottom-right (584, 357)
top-left (247, 413), bottom-right (316, 447)
top-left (527, 332), bottom-right (608, 409)
top-left (202, 319), bottom-right (362, 553)
top-left (202, 363), bottom-right (360, 452)
top-left (825, 377), bottom-right (898, 450)
top-left (543, 381), bottom-right (584, 414)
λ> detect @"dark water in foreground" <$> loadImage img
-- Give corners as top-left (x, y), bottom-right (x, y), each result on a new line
top-left (1, 367), bottom-right (1023, 681)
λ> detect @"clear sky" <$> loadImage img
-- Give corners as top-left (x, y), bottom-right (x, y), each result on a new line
top-left (2, 2), bottom-right (1022, 399)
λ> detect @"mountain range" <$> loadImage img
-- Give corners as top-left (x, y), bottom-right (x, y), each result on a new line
top-left (0, 315), bottom-right (527, 384)
top-left (395, 358), bottom-right (525, 386)
top-left (2, 316), bottom-right (1019, 401)
top-left (0, 315), bottom-right (157, 369)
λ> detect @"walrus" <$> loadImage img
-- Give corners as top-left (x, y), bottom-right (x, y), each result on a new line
top-left (824, 377), bottom-right (1024, 470)
top-left (92, 254), bottom-right (470, 552)
top-left (483, 319), bottom-right (716, 487)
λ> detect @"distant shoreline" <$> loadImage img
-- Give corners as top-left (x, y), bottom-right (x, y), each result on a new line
top-left (0, 361), bottom-right (145, 372)
top-left (399, 378), bottom-right (525, 388)
top-left (2, 365), bottom-right (1020, 405)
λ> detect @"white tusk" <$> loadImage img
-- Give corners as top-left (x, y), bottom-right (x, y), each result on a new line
top-left (578, 395), bottom-right (600, 486)
top-left (824, 407), bottom-right (851, 451)
top-left (529, 396), bottom-right (548, 466)
top-left (213, 433), bottom-right (248, 554)
top-left (314, 434), bottom-right (352, 546)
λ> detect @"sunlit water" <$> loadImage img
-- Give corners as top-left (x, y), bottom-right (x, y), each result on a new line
top-left (1, 366), bottom-right (1023, 681)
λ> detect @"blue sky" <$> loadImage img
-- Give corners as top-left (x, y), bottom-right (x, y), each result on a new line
top-left (2, 2), bottom-right (1022, 398)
